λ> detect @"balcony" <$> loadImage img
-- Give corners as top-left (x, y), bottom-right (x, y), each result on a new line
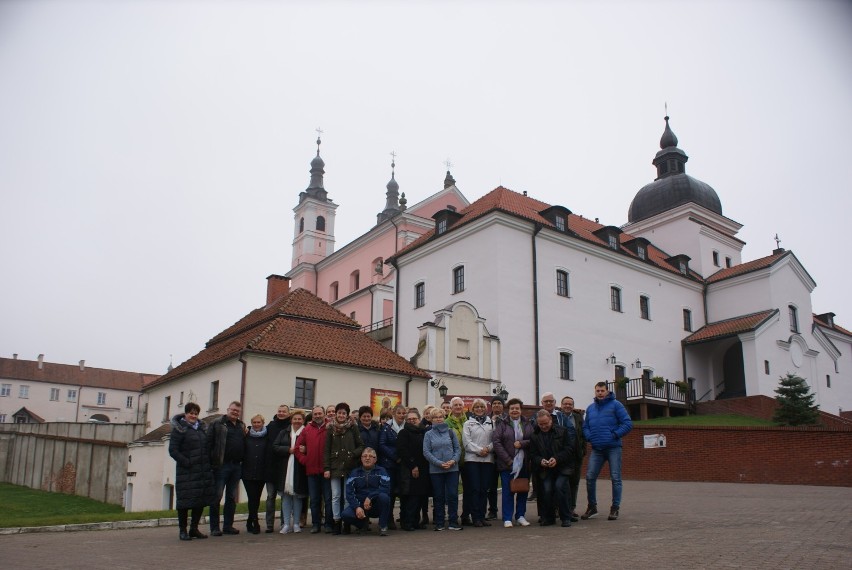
top-left (607, 377), bottom-right (693, 420)
top-left (360, 317), bottom-right (393, 346)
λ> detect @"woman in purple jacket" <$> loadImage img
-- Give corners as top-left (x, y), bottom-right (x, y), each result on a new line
top-left (492, 398), bottom-right (534, 527)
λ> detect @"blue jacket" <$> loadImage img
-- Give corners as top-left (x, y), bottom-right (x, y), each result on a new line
top-left (377, 421), bottom-right (402, 470)
top-left (359, 421), bottom-right (382, 456)
top-left (345, 465), bottom-right (391, 509)
top-left (582, 392), bottom-right (632, 450)
top-left (422, 422), bottom-right (461, 474)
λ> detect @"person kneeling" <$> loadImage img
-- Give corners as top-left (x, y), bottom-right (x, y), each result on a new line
top-left (341, 447), bottom-right (392, 536)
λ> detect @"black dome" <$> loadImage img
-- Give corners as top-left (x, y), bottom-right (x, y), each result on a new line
top-left (627, 116), bottom-right (722, 223)
top-left (628, 173), bottom-right (722, 222)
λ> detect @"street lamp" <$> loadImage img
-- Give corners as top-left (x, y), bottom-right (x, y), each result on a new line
top-left (431, 378), bottom-right (449, 399)
top-left (492, 383), bottom-right (509, 400)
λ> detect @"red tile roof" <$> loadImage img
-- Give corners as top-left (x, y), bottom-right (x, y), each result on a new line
top-left (706, 251), bottom-right (788, 283)
top-left (813, 314), bottom-right (852, 337)
top-left (683, 310), bottom-right (778, 344)
top-left (389, 186), bottom-right (701, 279)
top-left (0, 358), bottom-right (157, 391)
top-left (146, 288), bottom-right (430, 388)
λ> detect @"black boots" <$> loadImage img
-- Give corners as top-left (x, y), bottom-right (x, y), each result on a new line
top-left (332, 520), bottom-right (342, 535)
top-left (179, 529), bottom-right (191, 541)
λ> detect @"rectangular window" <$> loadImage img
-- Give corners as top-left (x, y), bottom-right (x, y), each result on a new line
top-left (637, 245), bottom-right (646, 260)
top-left (712, 251), bottom-right (720, 267)
top-left (453, 266), bottom-right (465, 294)
top-left (179, 391), bottom-right (184, 405)
top-left (614, 365), bottom-right (626, 380)
top-left (556, 270), bottom-right (569, 297)
top-left (330, 282), bottom-right (339, 302)
top-left (97, 392), bottom-right (106, 405)
top-left (437, 219), bottom-right (447, 234)
top-left (19, 385), bottom-right (29, 399)
top-left (789, 305), bottom-right (799, 333)
top-left (350, 270), bottom-right (360, 292)
top-left (163, 396), bottom-right (171, 422)
top-left (608, 234), bottom-right (618, 250)
top-left (559, 352), bottom-right (573, 380)
top-left (457, 338), bottom-right (470, 359)
top-left (725, 256), bottom-right (732, 268)
top-left (415, 282), bottom-right (425, 308)
top-left (826, 374), bottom-right (831, 388)
top-left (0, 414), bottom-right (6, 423)
top-left (209, 380), bottom-right (219, 411)
top-left (50, 388), bottom-right (60, 401)
top-left (0, 384), bottom-right (10, 397)
top-left (554, 215), bottom-right (565, 232)
top-left (683, 309), bottom-right (692, 332)
top-left (610, 286), bottom-right (622, 312)
top-left (126, 395), bottom-right (134, 409)
top-left (295, 378), bottom-right (316, 409)
top-left (67, 389), bottom-right (77, 402)
top-left (640, 295), bottom-right (651, 320)
top-left (764, 360), bottom-right (770, 375)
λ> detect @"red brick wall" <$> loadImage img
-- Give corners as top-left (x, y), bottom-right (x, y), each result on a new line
top-left (586, 426), bottom-right (852, 487)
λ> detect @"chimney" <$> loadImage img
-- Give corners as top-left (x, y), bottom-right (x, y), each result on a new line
top-left (266, 274), bottom-right (291, 304)
top-left (79, 360), bottom-right (85, 371)
top-left (12, 354), bottom-right (17, 360)
top-left (37, 354), bottom-right (44, 369)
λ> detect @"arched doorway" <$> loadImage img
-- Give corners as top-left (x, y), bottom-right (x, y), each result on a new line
top-left (722, 342), bottom-right (746, 398)
top-left (89, 414), bottom-right (110, 423)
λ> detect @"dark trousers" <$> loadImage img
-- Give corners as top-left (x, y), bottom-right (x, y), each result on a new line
top-left (464, 462), bottom-right (494, 523)
top-left (264, 481), bottom-right (279, 530)
top-left (430, 470), bottom-right (460, 528)
top-left (210, 462), bottom-right (241, 531)
top-left (243, 479), bottom-right (265, 522)
top-left (307, 474), bottom-right (333, 529)
top-left (487, 465), bottom-right (499, 516)
top-left (341, 493), bottom-right (391, 529)
top-left (386, 466), bottom-right (400, 522)
top-left (568, 466), bottom-right (581, 511)
top-left (539, 470), bottom-right (571, 523)
top-left (460, 463), bottom-right (472, 519)
top-left (401, 494), bottom-right (424, 529)
top-left (178, 507), bottom-right (203, 531)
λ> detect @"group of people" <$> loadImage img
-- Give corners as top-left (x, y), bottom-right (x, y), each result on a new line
top-left (167, 382), bottom-right (632, 540)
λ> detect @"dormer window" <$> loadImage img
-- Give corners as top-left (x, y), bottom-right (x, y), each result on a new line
top-left (433, 208), bottom-right (463, 236)
top-left (637, 245), bottom-right (646, 260)
top-left (538, 206), bottom-right (572, 234)
top-left (555, 215), bottom-right (565, 232)
top-left (608, 234), bottom-right (618, 249)
top-left (665, 254), bottom-right (691, 276)
top-left (593, 226), bottom-right (623, 252)
top-left (624, 237), bottom-right (651, 262)
top-left (679, 261), bottom-right (687, 274)
top-left (437, 219), bottom-right (447, 234)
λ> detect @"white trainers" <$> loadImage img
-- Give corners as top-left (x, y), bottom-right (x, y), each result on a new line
top-left (516, 516), bottom-right (530, 527)
top-left (293, 524), bottom-right (301, 533)
top-left (279, 525), bottom-right (292, 534)
top-left (503, 520), bottom-right (513, 528)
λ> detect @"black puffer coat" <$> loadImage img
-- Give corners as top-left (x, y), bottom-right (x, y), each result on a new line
top-left (272, 428), bottom-right (309, 497)
top-left (168, 414), bottom-right (216, 509)
top-left (265, 416), bottom-right (291, 483)
top-left (396, 421), bottom-right (431, 496)
top-left (242, 430), bottom-right (269, 482)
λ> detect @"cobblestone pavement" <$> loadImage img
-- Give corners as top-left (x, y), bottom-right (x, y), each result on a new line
top-left (4, 481), bottom-right (850, 569)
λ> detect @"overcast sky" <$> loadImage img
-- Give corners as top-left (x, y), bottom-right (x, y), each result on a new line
top-left (2, 0), bottom-right (850, 375)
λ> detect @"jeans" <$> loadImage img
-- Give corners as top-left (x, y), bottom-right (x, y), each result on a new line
top-left (430, 470), bottom-right (459, 528)
top-left (341, 493), bottom-right (390, 529)
top-left (307, 474), bottom-right (333, 529)
top-left (539, 470), bottom-right (571, 522)
top-left (329, 476), bottom-right (347, 520)
top-left (242, 479), bottom-right (265, 523)
top-left (585, 446), bottom-right (623, 507)
top-left (464, 462), bottom-right (494, 523)
top-left (281, 492), bottom-right (304, 530)
top-left (499, 467), bottom-right (529, 522)
top-left (265, 481), bottom-right (280, 530)
top-left (210, 462), bottom-right (241, 531)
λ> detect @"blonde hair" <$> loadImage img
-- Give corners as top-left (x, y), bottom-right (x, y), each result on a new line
top-left (431, 408), bottom-right (446, 420)
top-left (422, 405), bottom-right (435, 418)
top-left (471, 398), bottom-right (488, 410)
top-left (251, 413), bottom-right (265, 424)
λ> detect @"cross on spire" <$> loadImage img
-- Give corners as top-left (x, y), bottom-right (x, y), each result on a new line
top-left (315, 127), bottom-right (323, 156)
top-left (444, 158), bottom-right (453, 171)
top-left (774, 233), bottom-right (781, 249)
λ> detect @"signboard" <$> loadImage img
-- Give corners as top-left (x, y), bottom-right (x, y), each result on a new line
top-left (643, 434), bottom-right (667, 448)
top-left (370, 388), bottom-right (403, 417)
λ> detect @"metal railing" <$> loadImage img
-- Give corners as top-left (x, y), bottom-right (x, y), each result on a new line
top-left (359, 317), bottom-right (393, 333)
top-left (607, 377), bottom-right (692, 407)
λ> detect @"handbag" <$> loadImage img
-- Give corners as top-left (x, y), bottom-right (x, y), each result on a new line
top-left (509, 477), bottom-right (530, 493)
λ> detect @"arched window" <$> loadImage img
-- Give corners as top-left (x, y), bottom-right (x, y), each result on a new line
top-left (299, 217), bottom-right (304, 233)
top-left (316, 216), bottom-right (325, 231)
top-left (330, 282), bottom-right (339, 301)
top-left (350, 270), bottom-right (360, 292)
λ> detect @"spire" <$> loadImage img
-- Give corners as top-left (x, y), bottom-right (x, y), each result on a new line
top-left (377, 152), bottom-right (402, 224)
top-left (443, 159), bottom-right (456, 188)
top-left (302, 129), bottom-right (328, 201)
top-left (652, 115), bottom-right (688, 180)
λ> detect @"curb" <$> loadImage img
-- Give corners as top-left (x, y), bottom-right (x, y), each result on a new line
top-left (3, 513), bottom-right (251, 535)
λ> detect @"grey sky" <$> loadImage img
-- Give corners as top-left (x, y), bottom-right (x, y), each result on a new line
top-left (2, 0), bottom-right (851, 375)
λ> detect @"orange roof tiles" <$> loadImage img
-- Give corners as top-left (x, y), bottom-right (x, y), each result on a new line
top-left (389, 186), bottom-right (701, 280)
top-left (147, 288), bottom-right (430, 388)
top-left (813, 314), bottom-right (852, 337)
top-left (0, 358), bottom-right (157, 391)
top-left (706, 251), bottom-right (788, 283)
top-left (683, 310), bottom-right (778, 344)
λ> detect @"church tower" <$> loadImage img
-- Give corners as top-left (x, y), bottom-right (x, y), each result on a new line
top-left (291, 135), bottom-right (338, 271)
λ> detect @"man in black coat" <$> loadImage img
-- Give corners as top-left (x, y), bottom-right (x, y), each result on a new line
top-left (529, 409), bottom-right (575, 527)
top-left (209, 400), bottom-right (246, 536)
top-left (264, 404), bottom-right (291, 532)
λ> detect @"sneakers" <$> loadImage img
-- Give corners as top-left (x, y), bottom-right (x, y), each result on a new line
top-left (433, 526), bottom-right (445, 532)
top-left (379, 527), bottom-right (389, 536)
top-left (504, 521), bottom-right (513, 528)
top-left (293, 524), bottom-right (301, 533)
top-left (310, 526), bottom-right (321, 534)
top-left (516, 516), bottom-right (530, 527)
top-left (608, 506), bottom-right (619, 520)
top-left (447, 523), bottom-right (463, 531)
top-left (580, 504), bottom-right (598, 520)
top-left (280, 525), bottom-right (291, 534)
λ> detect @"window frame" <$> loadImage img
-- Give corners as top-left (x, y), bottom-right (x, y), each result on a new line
top-left (294, 377), bottom-right (316, 409)
top-left (559, 352), bottom-right (573, 381)
top-left (788, 304), bottom-right (799, 333)
top-left (50, 388), bottom-right (60, 401)
top-left (683, 308), bottom-right (692, 332)
top-left (610, 286), bottom-right (622, 312)
top-left (452, 265), bottom-right (465, 294)
top-left (639, 295), bottom-right (651, 320)
top-left (67, 389), bottom-right (77, 402)
top-left (19, 385), bottom-right (29, 399)
top-left (414, 281), bottom-right (425, 308)
top-left (0, 384), bottom-right (10, 397)
top-left (97, 392), bottom-right (107, 405)
top-left (556, 269), bottom-right (570, 298)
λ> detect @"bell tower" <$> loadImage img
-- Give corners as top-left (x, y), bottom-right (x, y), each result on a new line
top-left (291, 133), bottom-right (338, 270)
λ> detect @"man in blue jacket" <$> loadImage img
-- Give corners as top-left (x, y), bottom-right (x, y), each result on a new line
top-left (342, 447), bottom-right (392, 536)
top-left (581, 382), bottom-right (632, 521)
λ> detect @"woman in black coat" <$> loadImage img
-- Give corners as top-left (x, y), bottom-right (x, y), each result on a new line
top-left (396, 409), bottom-right (432, 531)
top-left (242, 413), bottom-right (270, 534)
top-left (273, 410), bottom-right (309, 533)
top-left (169, 402), bottom-right (216, 541)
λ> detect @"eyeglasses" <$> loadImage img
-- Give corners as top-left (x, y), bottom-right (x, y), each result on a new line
top-left (542, 399), bottom-right (555, 404)
top-left (406, 417), bottom-right (419, 422)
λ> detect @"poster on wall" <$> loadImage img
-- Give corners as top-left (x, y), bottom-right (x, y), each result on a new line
top-left (370, 388), bottom-right (403, 417)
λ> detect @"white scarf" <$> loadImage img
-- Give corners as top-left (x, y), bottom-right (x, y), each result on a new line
top-left (511, 418), bottom-right (525, 478)
top-left (390, 418), bottom-right (403, 434)
top-left (283, 424), bottom-right (304, 495)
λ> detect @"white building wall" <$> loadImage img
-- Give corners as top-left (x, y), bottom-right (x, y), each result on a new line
top-left (0, 379), bottom-right (141, 424)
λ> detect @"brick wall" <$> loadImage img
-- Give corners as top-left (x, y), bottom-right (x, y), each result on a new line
top-left (586, 425), bottom-right (852, 487)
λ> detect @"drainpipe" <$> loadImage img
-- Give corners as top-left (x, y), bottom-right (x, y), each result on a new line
top-left (405, 376), bottom-right (413, 407)
top-left (238, 352), bottom-right (248, 420)
top-left (532, 223), bottom-right (543, 403)
top-left (389, 257), bottom-right (400, 353)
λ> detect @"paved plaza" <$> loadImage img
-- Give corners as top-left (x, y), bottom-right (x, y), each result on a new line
top-left (3, 480), bottom-right (850, 569)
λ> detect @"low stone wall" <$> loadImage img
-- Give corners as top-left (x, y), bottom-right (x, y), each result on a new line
top-left (587, 425), bottom-right (852, 487)
top-left (0, 423), bottom-right (145, 505)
